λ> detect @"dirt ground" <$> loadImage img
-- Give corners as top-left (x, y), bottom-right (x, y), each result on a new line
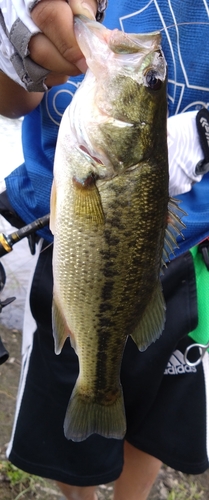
top-left (0, 324), bottom-right (209, 500)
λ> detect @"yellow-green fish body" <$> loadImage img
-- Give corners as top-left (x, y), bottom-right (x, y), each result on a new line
top-left (50, 17), bottom-right (181, 442)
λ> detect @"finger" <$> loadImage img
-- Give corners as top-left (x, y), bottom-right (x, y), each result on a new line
top-left (29, 33), bottom-right (81, 75)
top-left (44, 73), bottom-right (70, 88)
top-left (31, 0), bottom-right (83, 65)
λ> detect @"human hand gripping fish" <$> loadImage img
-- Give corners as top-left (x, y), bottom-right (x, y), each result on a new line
top-left (50, 16), bottom-right (185, 442)
top-left (29, 0), bottom-right (98, 87)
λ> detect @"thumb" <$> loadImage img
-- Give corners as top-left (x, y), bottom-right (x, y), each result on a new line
top-left (69, 0), bottom-right (97, 20)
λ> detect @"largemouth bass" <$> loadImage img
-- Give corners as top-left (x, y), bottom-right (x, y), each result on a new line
top-left (50, 16), bottom-right (184, 442)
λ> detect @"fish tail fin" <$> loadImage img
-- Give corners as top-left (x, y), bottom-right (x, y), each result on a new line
top-left (64, 383), bottom-right (126, 441)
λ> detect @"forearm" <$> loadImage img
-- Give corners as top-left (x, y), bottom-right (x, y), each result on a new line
top-left (0, 71), bottom-right (43, 118)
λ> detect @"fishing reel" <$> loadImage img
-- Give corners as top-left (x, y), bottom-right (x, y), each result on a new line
top-left (0, 213), bottom-right (50, 365)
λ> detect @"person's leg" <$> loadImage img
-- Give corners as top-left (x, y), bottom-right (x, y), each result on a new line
top-left (114, 441), bottom-right (162, 500)
top-left (56, 481), bottom-right (97, 500)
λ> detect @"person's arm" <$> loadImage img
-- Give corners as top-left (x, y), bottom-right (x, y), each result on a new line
top-left (0, 72), bottom-right (44, 118)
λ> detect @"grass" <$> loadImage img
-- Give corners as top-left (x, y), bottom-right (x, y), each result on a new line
top-left (0, 460), bottom-right (60, 499)
top-left (167, 480), bottom-right (204, 499)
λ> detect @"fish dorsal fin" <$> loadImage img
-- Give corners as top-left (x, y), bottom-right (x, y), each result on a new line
top-left (131, 281), bottom-right (166, 351)
top-left (52, 298), bottom-right (77, 355)
top-left (162, 198), bottom-right (187, 266)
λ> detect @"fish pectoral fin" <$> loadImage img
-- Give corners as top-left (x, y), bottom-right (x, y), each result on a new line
top-left (49, 180), bottom-right (57, 235)
top-left (72, 175), bottom-right (105, 225)
top-left (131, 281), bottom-right (166, 351)
top-left (52, 298), bottom-right (76, 355)
top-left (64, 383), bottom-right (126, 442)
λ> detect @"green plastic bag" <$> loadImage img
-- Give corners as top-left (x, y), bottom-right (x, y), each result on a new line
top-left (189, 244), bottom-right (209, 346)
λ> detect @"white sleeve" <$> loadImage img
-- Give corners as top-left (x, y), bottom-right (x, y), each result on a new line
top-left (168, 111), bottom-right (204, 197)
top-left (0, 0), bottom-right (49, 91)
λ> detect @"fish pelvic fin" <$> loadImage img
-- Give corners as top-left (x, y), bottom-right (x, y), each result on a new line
top-left (72, 175), bottom-right (105, 225)
top-left (52, 299), bottom-right (76, 355)
top-left (131, 281), bottom-right (166, 351)
top-left (64, 383), bottom-right (126, 442)
top-left (162, 198), bottom-right (187, 265)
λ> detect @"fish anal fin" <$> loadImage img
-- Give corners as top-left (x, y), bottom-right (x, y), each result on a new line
top-left (50, 180), bottom-right (57, 235)
top-left (64, 383), bottom-right (126, 441)
top-left (131, 281), bottom-right (166, 351)
top-left (52, 298), bottom-right (76, 355)
top-left (72, 175), bottom-right (105, 225)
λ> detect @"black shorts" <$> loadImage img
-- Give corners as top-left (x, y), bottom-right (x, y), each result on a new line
top-left (7, 242), bottom-right (209, 486)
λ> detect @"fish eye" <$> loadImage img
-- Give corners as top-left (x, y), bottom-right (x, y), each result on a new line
top-left (145, 70), bottom-right (162, 90)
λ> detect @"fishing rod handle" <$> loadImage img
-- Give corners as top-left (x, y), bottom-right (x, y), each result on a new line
top-left (0, 213), bottom-right (50, 257)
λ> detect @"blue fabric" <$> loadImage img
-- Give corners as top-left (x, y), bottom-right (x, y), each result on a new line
top-left (6, 77), bottom-right (83, 241)
top-left (5, 0), bottom-right (209, 245)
